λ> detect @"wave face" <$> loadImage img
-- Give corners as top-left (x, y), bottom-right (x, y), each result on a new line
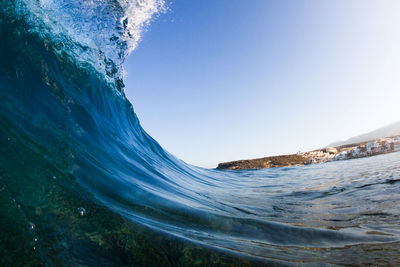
top-left (1, 1), bottom-right (400, 265)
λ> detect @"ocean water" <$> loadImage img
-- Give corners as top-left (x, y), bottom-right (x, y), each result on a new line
top-left (1, 0), bottom-right (400, 266)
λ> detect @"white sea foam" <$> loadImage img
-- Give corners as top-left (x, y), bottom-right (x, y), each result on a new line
top-left (13, 0), bottom-right (165, 82)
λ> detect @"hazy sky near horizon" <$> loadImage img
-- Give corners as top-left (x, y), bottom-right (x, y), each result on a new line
top-left (123, 0), bottom-right (400, 168)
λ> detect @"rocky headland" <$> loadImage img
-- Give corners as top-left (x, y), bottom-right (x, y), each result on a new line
top-left (216, 154), bottom-right (309, 170)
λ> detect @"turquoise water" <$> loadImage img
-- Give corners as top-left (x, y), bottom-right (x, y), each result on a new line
top-left (1, 0), bottom-right (400, 265)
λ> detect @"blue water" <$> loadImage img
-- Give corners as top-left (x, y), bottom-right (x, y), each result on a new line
top-left (1, 0), bottom-right (400, 265)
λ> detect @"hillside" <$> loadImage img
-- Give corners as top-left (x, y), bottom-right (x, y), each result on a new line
top-left (329, 120), bottom-right (400, 147)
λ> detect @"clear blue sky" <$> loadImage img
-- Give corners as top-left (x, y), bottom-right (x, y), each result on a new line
top-left (123, 0), bottom-right (400, 168)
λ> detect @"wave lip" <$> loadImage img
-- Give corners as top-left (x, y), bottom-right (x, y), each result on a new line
top-left (11, 0), bottom-right (165, 84)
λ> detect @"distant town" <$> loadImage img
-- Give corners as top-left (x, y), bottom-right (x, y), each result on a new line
top-left (298, 135), bottom-right (400, 164)
top-left (217, 135), bottom-right (400, 170)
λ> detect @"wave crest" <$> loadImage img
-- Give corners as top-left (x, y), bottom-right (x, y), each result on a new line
top-left (11, 0), bottom-right (164, 84)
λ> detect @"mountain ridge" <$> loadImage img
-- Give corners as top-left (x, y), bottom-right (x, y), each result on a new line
top-left (329, 120), bottom-right (400, 147)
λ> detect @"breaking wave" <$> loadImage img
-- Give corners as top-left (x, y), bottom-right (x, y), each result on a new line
top-left (1, 0), bottom-right (400, 265)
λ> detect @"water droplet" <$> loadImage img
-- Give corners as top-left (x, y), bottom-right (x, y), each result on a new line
top-left (52, 175), bottom-right (56, 179)
top-left (34, 237), bottom-right (38, 242)
top-left (28, 222), bottom-right (35, 230)
top-left (77, 207), bottom-right (86, 216)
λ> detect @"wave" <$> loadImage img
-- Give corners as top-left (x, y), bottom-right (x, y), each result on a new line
top-left (1, 1), bottom-right (400, 265)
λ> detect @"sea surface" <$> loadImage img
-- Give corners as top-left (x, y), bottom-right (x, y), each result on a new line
top-left (1, 0), bottom-right (400, 266)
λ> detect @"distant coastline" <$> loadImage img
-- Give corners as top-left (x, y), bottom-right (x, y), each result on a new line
top-left (217, 135), bottom-right (400, 170)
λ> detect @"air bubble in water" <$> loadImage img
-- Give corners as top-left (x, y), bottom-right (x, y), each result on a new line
top-left (77, 207), bottom-right (86, 216)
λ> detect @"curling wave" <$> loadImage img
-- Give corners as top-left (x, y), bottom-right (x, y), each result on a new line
top-left (1, 1), bottom-right (400, 265)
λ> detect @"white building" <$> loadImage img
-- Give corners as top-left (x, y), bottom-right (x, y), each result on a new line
top-left (325, 147), bottom-right (338, 154)
top-left (366, 141), bottom-right (379, 152)
top-left (335, 151), bottom-right (348, 160)
top-left (350, 148), bottom-right (362, 157)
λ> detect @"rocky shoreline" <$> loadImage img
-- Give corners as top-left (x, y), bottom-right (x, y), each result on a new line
top-left (216, 154), bottom-right (309, 170)
top-left (217, 135), bottom-right (400, 170)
